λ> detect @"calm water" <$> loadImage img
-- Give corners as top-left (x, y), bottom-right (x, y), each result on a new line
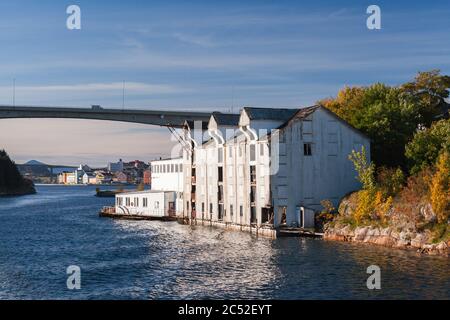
top-left (0, 185), bottom-right (448, 300)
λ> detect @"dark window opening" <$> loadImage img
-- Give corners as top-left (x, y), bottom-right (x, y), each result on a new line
top-left (250, 165), bottom-right (256, 184)
top-left (218, 166), bottom-right (223, 183)
top-left (250, 207), bottom-right (257, 224)
top-left (218, 185), bottom-right (223, 202)
top-left (304, 143), bottom-right (312, 156)
top-left (250, 186), bottom-right (256, 203)
top-left (218, 204), bottom-right (224, 221)
top-left (261, 207), bottom-right (273, 224)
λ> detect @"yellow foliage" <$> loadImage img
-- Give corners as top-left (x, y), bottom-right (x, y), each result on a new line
top-left (354, 189), bottom-right (374, 224)
top-left (430, 152), bottom-right (450, 223)
top-left (374, 191), bottom-right (392, 225)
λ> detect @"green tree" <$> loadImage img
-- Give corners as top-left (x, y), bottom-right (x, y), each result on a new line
top-left (405, 119), bottom-right (450, 174)
top-left (0, 149), bottom-right (35, 195)
top-left (322, 83), bottom-right (421, 168)
top-left (401, 69), bottom-right (450, 127)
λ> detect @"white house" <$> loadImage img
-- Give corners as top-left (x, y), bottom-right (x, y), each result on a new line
top-left (115, 190), bottom-right (178, 218)
top-left (150, 158), bottom-right (184, 192)
top-left (181, 105), bottom-right (370, 234)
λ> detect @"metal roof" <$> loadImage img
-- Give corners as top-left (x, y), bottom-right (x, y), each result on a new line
top-left (211, 112), bottom-right (240, 126)
top-left (243, 107), bottom-right (299, 122)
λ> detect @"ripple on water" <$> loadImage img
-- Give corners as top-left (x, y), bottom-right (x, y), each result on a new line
top-left (0, 185), bottom-right (449, 299)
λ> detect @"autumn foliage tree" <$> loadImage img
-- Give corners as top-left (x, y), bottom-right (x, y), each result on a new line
top-left (320, 70), bottom-right (450, 170)
top-left (430, 152), bottom-right (450, 224)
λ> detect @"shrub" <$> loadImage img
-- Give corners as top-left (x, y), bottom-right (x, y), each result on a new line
top-left (377, 167), bottom-right (405, 197)
top-left (430, 152), bottom-right (450, 224)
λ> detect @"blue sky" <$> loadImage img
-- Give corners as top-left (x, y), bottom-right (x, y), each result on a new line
top-left (1, 0), bottom-right (449, 166)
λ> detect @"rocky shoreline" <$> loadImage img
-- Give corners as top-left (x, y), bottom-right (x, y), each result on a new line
top-left (324, 225), bottom-right (449, 256)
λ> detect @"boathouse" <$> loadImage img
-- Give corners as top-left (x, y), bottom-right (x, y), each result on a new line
top-left (180, 105), bottom-right (370, 235)
top-left (114, 190), bottom-right (177, 218)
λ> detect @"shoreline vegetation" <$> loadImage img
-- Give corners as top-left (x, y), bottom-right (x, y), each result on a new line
top-left (319, 70), bottom-right (449, 256)
top-left (0, 150), bottom-right (36, 197)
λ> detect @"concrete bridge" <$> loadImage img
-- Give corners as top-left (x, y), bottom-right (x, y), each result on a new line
top-left (0, 105), bottom-right (212, 128)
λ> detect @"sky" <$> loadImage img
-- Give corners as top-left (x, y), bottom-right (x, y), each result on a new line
top-left (0, 0), bottom-right (449, 166)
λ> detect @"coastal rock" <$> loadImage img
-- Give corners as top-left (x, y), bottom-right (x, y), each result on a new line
top-left (324, 224), bottom-right (448, 256)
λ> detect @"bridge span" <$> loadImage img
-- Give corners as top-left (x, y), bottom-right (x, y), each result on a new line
top-left (0, 105), bottom-right (212, 128)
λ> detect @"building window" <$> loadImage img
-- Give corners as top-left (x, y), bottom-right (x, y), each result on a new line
top-left (186, 201), bottom-right (189, 210)
top-left (201, 202), bottom-right (205, 213)
top-left (155, 201), bottom-right (160, 209)
top-left (143, 198), bottom-right (148, 207)
top-left (250, 144), bottom-right (256, 161)
top-left (210, 203), bottom-right (213, 213)
top-left (218, 148), bottom-right (223, 163)
top-left (304, 143), bottom-right (312, 156)
top-left (126, 197), bottom-right (130, 206)
top-left (179, 164), bottom-right (183, 172)
top-left (240, 205), bottom-right (243, 217)
top-left (135, 197), bottom-right (139, 207)
top-left (171, 164), bottom-right (174, 172)
top-left (230, 205), bottom-right (234, 216)
top-left (218, 167), bottom-right (223, 182)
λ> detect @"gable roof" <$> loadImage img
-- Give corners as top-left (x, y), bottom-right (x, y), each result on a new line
top-left (278, 105), bottom-right (370, 140)
top-left (211, 112), bottom-right (240, 126)
top-left (243, 107), bottom-right (298, 122)
top-left (278, 105), bottom-right (320, 129)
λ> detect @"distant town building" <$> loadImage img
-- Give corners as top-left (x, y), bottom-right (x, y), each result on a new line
top-left (113, 172), bottom-right (128, 184)
top-left (78, 164), bottom-right (92, 172)
top-left (95, 171), bottom-right (113, 184)
top-left (108, 159), bottom-right (123, 173)
top-left (82, 172), bottom-right (96, 185)
top-left (58, 171), bottom-right (76, 184)
top-left (143, 169), bottom-right (151, 185)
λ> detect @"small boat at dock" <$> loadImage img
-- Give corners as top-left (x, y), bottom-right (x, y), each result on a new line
top-left (95, 188), bottom-right (124, 198)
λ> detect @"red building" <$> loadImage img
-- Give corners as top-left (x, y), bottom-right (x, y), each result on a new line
top-left (143, 169), bottom-right (151, 185)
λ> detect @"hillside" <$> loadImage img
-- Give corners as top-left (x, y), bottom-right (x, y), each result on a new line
top-left (0, 150), bottom-right (36, 196)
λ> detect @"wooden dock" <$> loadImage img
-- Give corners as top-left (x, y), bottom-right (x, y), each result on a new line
top-left (99, 207), bottom-right (176, 221)
top-left (277, 227), bottom-right (324, 238)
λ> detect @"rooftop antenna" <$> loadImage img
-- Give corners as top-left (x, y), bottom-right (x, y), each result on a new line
top-left (122, 80), bottom-right (125, 111)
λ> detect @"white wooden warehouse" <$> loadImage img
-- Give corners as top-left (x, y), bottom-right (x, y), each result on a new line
top-left (180, 105), bottom-right (370, 235)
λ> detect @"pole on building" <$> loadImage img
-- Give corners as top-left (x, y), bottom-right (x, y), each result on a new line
top-left (13, 78), bottom-right (16, 107)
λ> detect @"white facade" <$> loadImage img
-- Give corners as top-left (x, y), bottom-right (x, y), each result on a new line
top-left (115, 190), bottom-right (180, 217)
top-left (150, 158), bottom-right (184, 192)
top-left (182, 106), bottom-right (370, 230)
